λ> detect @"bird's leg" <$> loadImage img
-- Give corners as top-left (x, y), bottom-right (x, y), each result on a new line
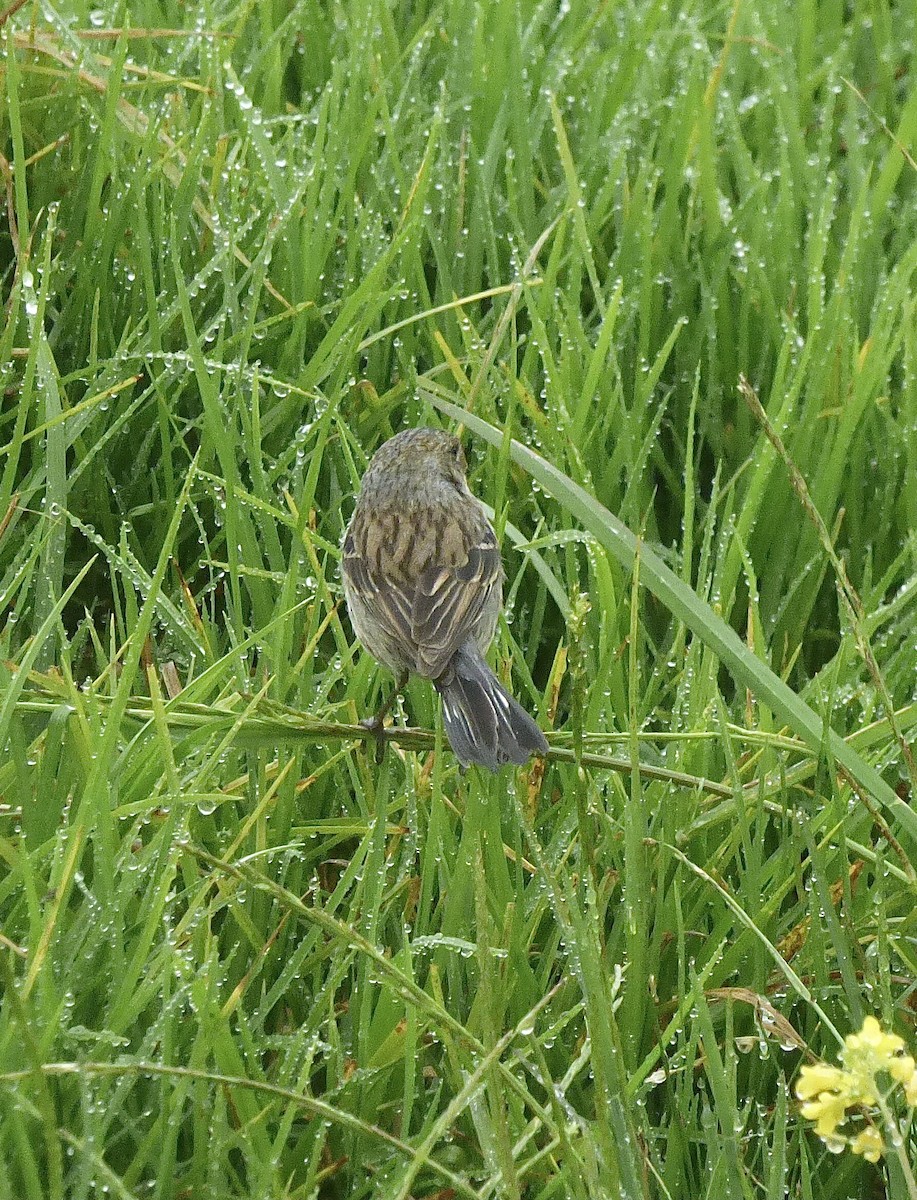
top-left (362, 671), bottom-right (409, 731)
top-left (361, 671), bottom-right (409, 763)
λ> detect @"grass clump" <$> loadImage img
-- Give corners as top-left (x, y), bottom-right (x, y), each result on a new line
top-left (1, 1), bottom-right (916, 1197)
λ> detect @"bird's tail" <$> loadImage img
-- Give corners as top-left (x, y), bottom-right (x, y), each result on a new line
top-left (435, 642), bottom-right (548, 771)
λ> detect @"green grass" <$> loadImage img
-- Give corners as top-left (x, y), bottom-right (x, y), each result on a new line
top-left (2, 0), bottom-right (917, 1196)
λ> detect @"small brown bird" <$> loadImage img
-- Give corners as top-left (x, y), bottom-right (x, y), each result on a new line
top-left (341, 427), bottom-right (548, 771)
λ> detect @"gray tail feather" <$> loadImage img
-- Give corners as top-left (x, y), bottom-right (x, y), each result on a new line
top-left (435, 643), bottom-right (548, 771)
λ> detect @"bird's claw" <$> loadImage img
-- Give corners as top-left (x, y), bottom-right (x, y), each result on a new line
top-left (360, 715), bottom-right (387, 764)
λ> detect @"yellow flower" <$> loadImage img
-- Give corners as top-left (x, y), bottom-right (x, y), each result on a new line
top-left (799, 1089), bottom-right (851, 1139)
top-left (850, 1126), bottom-right (885, 1163)
top-left (796, 1016), bottom-right (917, 1161)
top-left (795, 1062), bottom-right (847, 1101)
top-left (796, 1063), bottom-right (855, 1138)
top-left (841, 1016), bottom-right (917, 1110)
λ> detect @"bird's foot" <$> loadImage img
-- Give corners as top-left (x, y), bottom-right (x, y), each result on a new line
top-left (360, 714), bottom-right (387, 764)
top-left (360, 673), bottom-right (408, 766)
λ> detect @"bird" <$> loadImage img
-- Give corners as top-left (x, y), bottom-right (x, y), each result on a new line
top-left (341, 427), bottom-right (548, 771)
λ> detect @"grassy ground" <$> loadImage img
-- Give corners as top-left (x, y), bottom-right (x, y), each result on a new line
top-left (2, 0), bottom-right (917, 1196)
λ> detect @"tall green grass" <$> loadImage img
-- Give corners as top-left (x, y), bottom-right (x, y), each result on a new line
top-left (1, 0), bottom-right (916, 1196)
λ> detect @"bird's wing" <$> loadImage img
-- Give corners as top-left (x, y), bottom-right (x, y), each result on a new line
top-left (341, 531), bottom-right (416, 667)
top-left (410, 535), bottom-right (503, 679)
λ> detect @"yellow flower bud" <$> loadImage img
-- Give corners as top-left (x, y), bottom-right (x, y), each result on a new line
top-left (849, 1126), bottom-right (884, 1163)
top-left (844, 1015), bottom-right (904, 1061)
top-left (889, 1054), bottom-right (916, 1087)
